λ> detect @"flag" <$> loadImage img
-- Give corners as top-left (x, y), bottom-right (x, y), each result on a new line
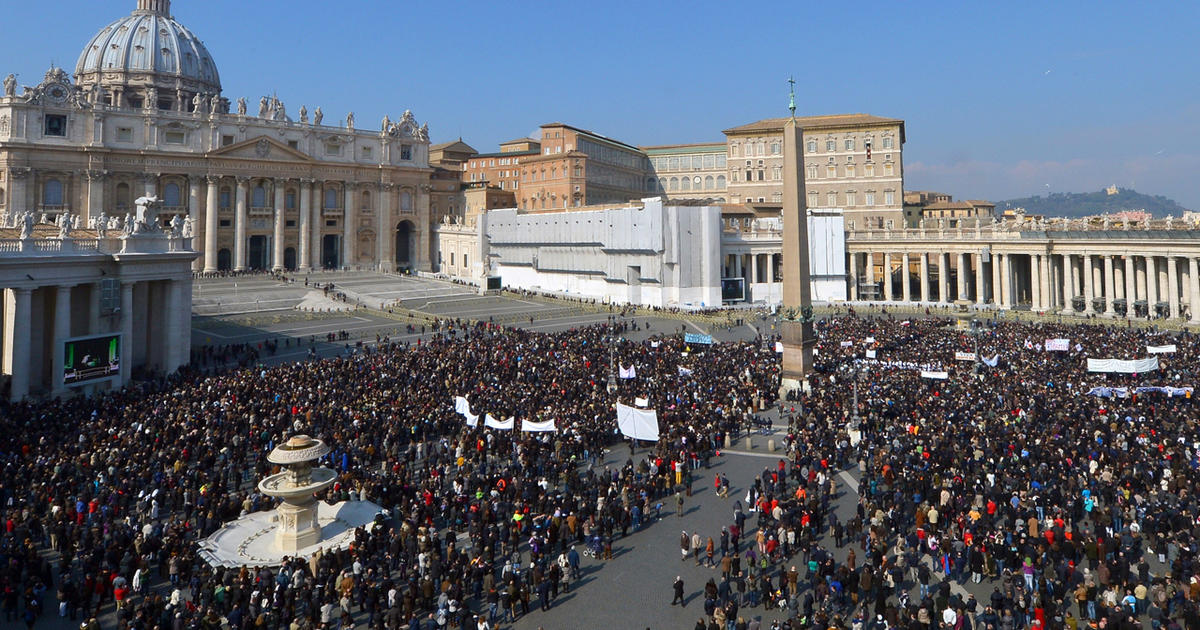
top-left (678, 366), bottom-right (693, 376)
top-left (619, 365), bottom-right (637, 379)
top-left (982, 354), bottom-right (999, 367)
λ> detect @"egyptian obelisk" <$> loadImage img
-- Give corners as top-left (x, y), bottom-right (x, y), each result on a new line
top-left (779, 78), bottom-right (816, 396)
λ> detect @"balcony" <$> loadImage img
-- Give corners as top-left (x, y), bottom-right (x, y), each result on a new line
top-left (322, 206), bottom-right (343, 217)
top-left (249, 205), bottom-right (272, 217)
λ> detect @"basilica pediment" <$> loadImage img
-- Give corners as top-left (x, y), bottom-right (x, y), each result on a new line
top-left (208, 135), bottom-right (314, 163)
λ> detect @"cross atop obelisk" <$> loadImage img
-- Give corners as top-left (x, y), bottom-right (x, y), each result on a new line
top-left (779, 77), bottom-right (815, 397)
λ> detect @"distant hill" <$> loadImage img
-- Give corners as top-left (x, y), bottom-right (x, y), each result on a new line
top-left (994, 188), bottom-right (1192, 218)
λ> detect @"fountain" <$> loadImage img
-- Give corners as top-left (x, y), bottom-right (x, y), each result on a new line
top-left (198, 434), bottom-right (383, 567)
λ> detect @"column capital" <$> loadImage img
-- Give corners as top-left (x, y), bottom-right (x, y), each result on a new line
top-left (85, 169), bottom-right (108, 182)
top-left (141, 172), bottom-right (160, 184)
top-left (379, 182), bottom-right (394, 192)
top-left (10, 167), bottom-right (31, 180)
top-left (300, 177), bottom-right (316, 185)
top-left (235, 175), bottom-right (251, 185)
top-left (206, 174), bottom-right (222, 185)
top-left (187, 174), bottom-right (203, 186)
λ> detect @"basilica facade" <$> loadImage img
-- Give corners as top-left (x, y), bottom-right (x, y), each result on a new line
top-left (0, 0), bottom-right (434, 273)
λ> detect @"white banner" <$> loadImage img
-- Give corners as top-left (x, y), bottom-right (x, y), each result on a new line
top-left (839, 341), bottom-right (853, 348)
top-left (454, 396), bottom-right (479, 427)
top-left (619, 365), bottom-right (637, 379)
top-left (484, 414), bottom-right (514, 430)
top-left (955, 352), bottom-right (977, 362)
top-left (920, 370), bottom-right (949, 380)
top-left (775, 341), bottom-right (784, 353)
top-left (1147, 344), bottom-right (1177, 354)
top-left (521, 419), bottom-right (556, 432)
top-left (864, 337), bottom-right (876, 344)
top-left (982, 354), bottom-right (999, 367)
top-left (1044, 338), bottom-right (1070, 352)
top-left (634, 396), bottom-right (649, 408)
top-left (865, 349), bottom-right (877, 359)
top-left (616, 403), bottom-right (660, 441)
top-left (1086, 357), bottom-right (1160, 373)
top-left (678, 366), bottom-right (693, 376)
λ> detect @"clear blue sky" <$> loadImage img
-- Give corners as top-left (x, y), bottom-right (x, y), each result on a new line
top-left (5, 0), bottom-right (1198, 208)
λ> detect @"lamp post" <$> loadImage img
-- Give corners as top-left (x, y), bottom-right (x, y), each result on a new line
top-left (607, 334), bottom-right (618, 393)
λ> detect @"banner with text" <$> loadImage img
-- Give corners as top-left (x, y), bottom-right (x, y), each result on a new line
top-left (1086, 357), bottom-right (1159, 373)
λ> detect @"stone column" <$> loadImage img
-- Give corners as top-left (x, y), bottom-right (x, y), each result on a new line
top-left (85, 170), bottom-right (106, 226)
top-left (1060, 254), bottom-right (1074, 314)
top-left (272, 179), bottom-right (285, 271)
top-left (311, 181), bottom-right (324, 270)
top-left (919, 253), bottom-right (930, 303)
top-left (1083, 255), bottom-right (1095, 314)
top-left (298, 178), bottom-right (312, 272)
top-left (938, 252), bottom-right (949, 303)
top-left (1039, 253), bottom-right (1052, 311)
top-left (974, 253), bottom-right (986, 305)
top-left (10, 168), bottom-right (30, 215)
top-left (1167, 257), bottom-right (1180, 320)
top-left (376, 183), bottom-right (392, 272)
top-left (1030, 255), bottom-right (1041, 310)
top-left (120, 282), bottom-right (134, 385)
top-left (3, 288), bottom-right (31, 401)
top-left (1124, 255), bottom-right (1137, 319)
top-left (901, 253), bottom-right (911, 302)
top-left (1144, 256), bottom-right (1158, 319)
top-left (234, 177), bottom-right (249, 271)
top-left (203, 176), bottom-right (219, 273)
top-left (956, 252), bottom-right (967, 301)
top-left (991, 253), bottom-right (1002, 307)
top-left (1189, 257), bottom-right (1200, 324)
top-left (998, 254), bottom-right (1010, 307)
top-left (88, 282), bottom-right (101, 334)
top-left (188, 176), bottom-right (202, 271)
top-left (1103, 256), bottom-right (1116, 315)
top-left (882, 253), bottom-right (892, 301)
top-left (848, 253), bottom-right (858, 301)
top-left (864, 252), bottom-right (875, 300)
top-left (51, 285), bottom-right (73, 395)
top-left (142, 172), bottom-right (158, 198)
top-left (165, 279), bottom-right (186, 371)
top-left (342, 183), bottom-right (355, 269)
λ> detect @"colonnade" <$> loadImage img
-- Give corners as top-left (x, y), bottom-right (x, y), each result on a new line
top-left (846, 248), bottom-right (1200, 323)
top-left (1, 276), bottom-right (189, 400)
top-left (723, 251), bottom-right (781, 299)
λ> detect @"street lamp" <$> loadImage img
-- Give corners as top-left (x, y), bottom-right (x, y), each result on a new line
top-left (607, 334), bottom-right (618, 393)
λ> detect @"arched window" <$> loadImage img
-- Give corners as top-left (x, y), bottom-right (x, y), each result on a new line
top-left (658, 178), bottom-right (666, 191)
top-left (44, 179), bottom-right (63, 206)
top-left (681, 177), bottom-right (691, 192)
top-left (361, 189), bottom-right (371, 210)
top-left (704, 176), bottom-right (714, 190)
top-left (163, 182), bottom-right (181, 207)
top-left (716, 175), bottom-right (726, 189)
top-left (669, 177), bottom-right (678, 191)
top-left (400, 191), bottom-right (413, 213)
top-left (252, 185), bottom-right (266, 207)
top-left (324, 188), bottom-right (338, 209)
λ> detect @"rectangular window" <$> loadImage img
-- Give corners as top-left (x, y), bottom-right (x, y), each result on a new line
top-left (882, 137), bottom-right (894, 149)
top-left (826, 166), bottom-right (836, 178)
top-left (884, 163), bottom-right (894, 176)
top-left (325, 142), bottom-right (341, 156)
top-left (866, 165), bottom-right (875, 177)
top-left (844, 138), bottom-right (855, 151)
top-left (807, 165), bottom-right (817, 179)
top-left (361, 146), bottom-right (373, 158)
top-left (865, 192), bottom-right (875, 206)
top-left (846, 192), bottom-right (856, 206)
top-left (885, 190), bottom-right (895, 205)
top-left (463, 254), bottom-right (468, 268)
top-left (44, 115), bottom-right (66, 137)
top-left (450, 252), bottom-right (455, 266)
top-left (846, 166), bottom-right (855, 178)
top-left (827, 192), bottom-right (836, 206)
top-left (221, 134), bottom-right (234, 147)
top-left (325, 219), bottom-right (337, 227)
top-left (825, 139), bottom-right (835, 152)
top-left (400, 145), bottom-right (412, 160)
top-left (285, 219), bottom-right (296, 227)
top-left (219, 219), bottom-right (231, 227)
top-left (164, 131), bottom-right (186, 144)
top-left (116, 127), bottom-right (133, 141)
top-left (288, 140), bottom-right (299, 150)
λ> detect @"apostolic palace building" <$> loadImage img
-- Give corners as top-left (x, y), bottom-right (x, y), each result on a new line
top-left (0, 0), bottom-right (434, 274)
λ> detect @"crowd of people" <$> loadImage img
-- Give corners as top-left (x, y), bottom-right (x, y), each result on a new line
top-left (0, 307), bottom-right (1198, 630)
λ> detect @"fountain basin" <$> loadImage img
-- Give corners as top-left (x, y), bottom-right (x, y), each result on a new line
top-left (257, 466), bottom-right (337, 499)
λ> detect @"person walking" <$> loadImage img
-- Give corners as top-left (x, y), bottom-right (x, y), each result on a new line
top-left (682, 531), bottom-right (691, 562)
top-left (677, 490), bottom-right (685, 517)
top-left (672, 576), bottom-right (686, 606)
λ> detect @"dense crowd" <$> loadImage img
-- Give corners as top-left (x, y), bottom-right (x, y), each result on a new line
top-left (1, 309), bottom-right (1199, 630)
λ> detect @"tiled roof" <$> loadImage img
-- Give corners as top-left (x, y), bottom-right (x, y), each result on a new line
top-left (723, 113), bottom-right (903, 135)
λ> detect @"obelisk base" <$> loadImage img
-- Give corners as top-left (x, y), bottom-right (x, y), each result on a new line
top-left (779, 319), bottom-right (815, 398)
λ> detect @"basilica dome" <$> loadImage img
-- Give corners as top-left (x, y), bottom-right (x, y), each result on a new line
top-left (74, 1), bottom-right (220, 109)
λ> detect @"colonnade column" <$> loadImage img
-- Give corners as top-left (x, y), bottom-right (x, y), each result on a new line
top-left (85, 170), bottom-right (106, 226)
top-left (974, 253), bottom-right (986, 305)
top-left (233, 177), bottom-right (248, 271)
top-left (376, 183), bottom-right (392, 272)
top-left (3, 288), bottom-right (31, 400)
top-left (165, 279), bottom-right (187, 372)
top-left (848, 253), bottom-right (858, 301)
top-left (120, 282), bottom-right (134, 385)
top-left (882, 253), bottom-right (892, 301)
top-left (298, 178), bottom-right (312, 273)
top-left (10, 168), bottom-right (29, 215)
top-left (901, 253), bottom-right (911, 302)
top-left (1039, 253), bottom-right (1052, 311)
top-left (1030, 255), bottom-right (1041, 311)
top-left (1124, 255), bottom-right (1137, 319)
top-left (993, 253), bottom-right (1003, 307)
top-left (1083, 255), bottom-right (1095, 314)
top-left (938, 253), bottom-right (948, 303)
top-left (1167, 257), bottom-right (1179, 320)
top-left (1189, 257), bottom-right (1200, 324)
top-left (864, 253), bottom-right (875, 300)
top-left (271, 179), bottom-right (285, 272)
top-left (919, 253), bottom-right (930, 303)
top-left (342, 183), bottom-right (356, 269)
top-left (50, 285), bottom-right (73, 395)
top-left (1103, 256), bottom-right (1116, 316)
top-left (416, 185), bottom-right (432, 271)
top-left (1145, 256), bottom-right (1158, 319)
top-left (1061, 254), bottom-right (1074, 315)
top-left (187, 176), bottom-right (201, 271)
top-left (956, 253), bottom-right (967, 301)
top-left (203, 176), bottom-right (219, 273)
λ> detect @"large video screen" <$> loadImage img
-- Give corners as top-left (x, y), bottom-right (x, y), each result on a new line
top-left (721, 277), bottom-right (745, 302)
top-left (63, 334), bottom-right (121, 386)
